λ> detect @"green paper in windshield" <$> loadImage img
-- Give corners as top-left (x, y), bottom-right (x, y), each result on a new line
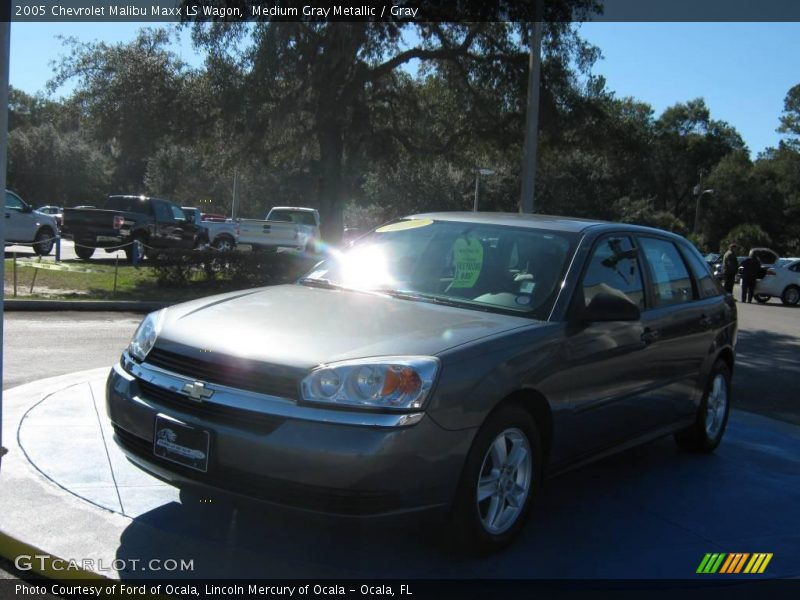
top-left (451, 237), bottom-right (484, 289)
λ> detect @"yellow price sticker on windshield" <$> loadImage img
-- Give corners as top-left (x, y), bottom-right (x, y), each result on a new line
top-left (375, 219), bottom-right (433, 233)
top-left (451, 237), bottom-right (484, 289)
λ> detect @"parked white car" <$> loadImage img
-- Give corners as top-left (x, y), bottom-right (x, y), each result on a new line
top-left (754, 258), bottom-right (800, 305)
top-left (4, 190), bottom-right (60, 256)
top-left (236, 206), bottom-right (321, 252)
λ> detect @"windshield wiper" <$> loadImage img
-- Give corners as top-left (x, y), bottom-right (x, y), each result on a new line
top-left (297, 277), bottom-right (344, 290)
top-left (380, 289), bottom-right (470, 308)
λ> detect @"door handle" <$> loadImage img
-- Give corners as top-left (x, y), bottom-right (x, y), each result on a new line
top-left (699, 315), bottom-right (713, 328)
top-left (641, 328), bottom-right (661, 344)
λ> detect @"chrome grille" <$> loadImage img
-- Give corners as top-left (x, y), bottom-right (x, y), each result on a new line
top-left (145, 346), bottom-right (301, 400)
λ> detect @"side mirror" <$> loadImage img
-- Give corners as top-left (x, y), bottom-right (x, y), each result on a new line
top-left (21, 203), bottom-right (33, 213)
top-left (580, 292), bottom-right (640, 322)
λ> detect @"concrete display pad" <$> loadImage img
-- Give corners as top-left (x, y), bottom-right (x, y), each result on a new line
top-left (1, 369), bottom-right (799, 579)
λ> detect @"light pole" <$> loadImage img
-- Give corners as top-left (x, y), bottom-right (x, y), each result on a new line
top-left (473, 168), bottom-right (495, 212)
top-left (693, 186), bottom-right (714, 234)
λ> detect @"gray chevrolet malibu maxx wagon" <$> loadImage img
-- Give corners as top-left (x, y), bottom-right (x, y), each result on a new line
top-left (107, 213), bottom-right (736, 553)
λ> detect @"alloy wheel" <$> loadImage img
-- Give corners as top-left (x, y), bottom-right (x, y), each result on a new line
top-left (476, 428), bottom-right (532, 535)
top-left (704, 373), bottom-right (728, 439)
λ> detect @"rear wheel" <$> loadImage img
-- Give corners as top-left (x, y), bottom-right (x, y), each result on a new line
top-left (449, 404), bottom-right (541, 555)
top-left (74, 244), bottom-right (95, 260)
top-left (32, 228), bottom-right (55, 256)
top-left (675, 360), bottom-right (731, 453)
top-left (781, 285), bottom-right (800, 306)
top-left (754, 294), bottom-right (770, 304)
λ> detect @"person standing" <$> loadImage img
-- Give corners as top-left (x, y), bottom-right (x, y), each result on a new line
top-left (722, 243), bottom-right (739, 295)
top-left (739, 251), bottom-right (761, 303)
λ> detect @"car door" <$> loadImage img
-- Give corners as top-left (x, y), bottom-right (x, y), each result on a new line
top-left (4, 191), bottom-right (34, 242)
top-left (169, 204), bottom-right (200, 249)
top-left (634, 235), bottom-right (719, 428)
top-left (559, 234), bottom-right (651, 459)
top-left (151, 200), bottom-right (182, 248)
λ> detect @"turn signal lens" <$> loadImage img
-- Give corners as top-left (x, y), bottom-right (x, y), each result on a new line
top-left (382, 366), bottom-right (422, 396)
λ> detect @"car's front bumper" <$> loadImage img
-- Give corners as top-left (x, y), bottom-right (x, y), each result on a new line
top-left (106, 360), bottom-right (474, 517)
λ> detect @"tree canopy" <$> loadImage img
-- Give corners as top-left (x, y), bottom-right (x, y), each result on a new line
top-left (6, 16), bottom-right (800, 254)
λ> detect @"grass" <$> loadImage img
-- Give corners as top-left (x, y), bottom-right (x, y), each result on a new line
top-left (3, 258), bottom-right (241, 302)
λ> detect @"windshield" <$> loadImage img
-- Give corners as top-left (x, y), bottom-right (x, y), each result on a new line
top-left (269, 209), bottom-right (317, 226)
top-left (302, 218), bottom-right (577, 319)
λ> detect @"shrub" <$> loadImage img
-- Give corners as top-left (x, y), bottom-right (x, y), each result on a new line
top-left (149, 248), bottom-right (317, 288)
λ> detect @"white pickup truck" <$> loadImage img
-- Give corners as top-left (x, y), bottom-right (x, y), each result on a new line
top-left (235, 207), bottom-right (321, 252)
top-left (181, 207), bottom-right (237, 251)
top-left (4, 190), bottom-right (60, 256)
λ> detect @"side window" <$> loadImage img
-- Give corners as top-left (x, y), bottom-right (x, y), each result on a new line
top-left (789, 263), bottom-right (800, 273)
top-left (153, 202), bottom-right (172, 222)
top-left (681, 243), bottom-right (723, 298)
top-left (581, 236), bottom-right (645, 310)
top-left (170, 205), bottom-right (186, 221)
top-left (640, 237), bottom-right (694, 307)
top-left (6, 192), bottom-right (23, 211)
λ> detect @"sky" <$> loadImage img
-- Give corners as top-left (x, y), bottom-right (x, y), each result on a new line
top-left (8, 21), bottom-right (800, 156)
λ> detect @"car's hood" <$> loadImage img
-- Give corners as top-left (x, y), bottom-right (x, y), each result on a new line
top-left (156, 284), bottom-right (537, 369)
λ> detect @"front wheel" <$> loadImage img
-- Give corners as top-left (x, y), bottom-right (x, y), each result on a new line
top-left (33, 228), bottom-right (55, 256)
top-left (675, 360), bottom-right (731, 453)
top-left (74, 244), bottom-right (95, 260)
top-left (213, 236), bottom-right (235, 252)
top-left (449, 404), bottom-right (541, 555)
top-left (781, 285), bottom-right (800, 306)
top-left (754, 294), bottom-right (770, 304)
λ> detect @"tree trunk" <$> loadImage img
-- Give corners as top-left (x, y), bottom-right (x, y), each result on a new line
top-left (317, 125), bottom-right (344, 245)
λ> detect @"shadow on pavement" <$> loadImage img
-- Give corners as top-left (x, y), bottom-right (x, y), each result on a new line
top-left (112, 423), bottom-right (800, 579)
top-left (734, 327), bottom-right (800, 425)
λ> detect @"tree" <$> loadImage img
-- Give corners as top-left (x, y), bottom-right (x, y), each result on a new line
top-left (50, 29), bottom-right (197, 191)
top-left (7, 124), bottom-right (112, 206)
top-left (651, 99), bottom-right (745, 223)
top-left (720, 224), bottom-right (772, 254)
top-left (778, 83), bottom-right (800, 148)
top-left (186, 2), bottom-right (602, 242)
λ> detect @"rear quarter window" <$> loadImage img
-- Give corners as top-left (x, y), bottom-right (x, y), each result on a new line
top-left (681, 243), bottom-right (724, 299)
top-left (639, 237), bottom-right (695, 307)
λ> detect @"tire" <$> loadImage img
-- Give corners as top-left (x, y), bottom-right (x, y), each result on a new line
top-left (74, 244), bottom-right (95, 260)
top-left (781, 285), bottom-right (800, 306)
top-left (675, 360), bottom-right (731, 453)
top-left (754, 294), bottom-right (770, 304)
top-left (449, 403), bottom-right (541, 555)
top-left (213, 236), bottom-right (235, 252)
top-left (32, 228), bottom-right (55, 256)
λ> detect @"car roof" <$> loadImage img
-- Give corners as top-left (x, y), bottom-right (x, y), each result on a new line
top-left (270, 206), bottom-right (317, 211)
top-left (407, 211), bottom-right (685, 238)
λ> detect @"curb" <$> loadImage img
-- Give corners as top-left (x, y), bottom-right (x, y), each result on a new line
top-left (3, 300), bottom-right (169, 312)
top-left (0, 529), bottom-right (109, 582)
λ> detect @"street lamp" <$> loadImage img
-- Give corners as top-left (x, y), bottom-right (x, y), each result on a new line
top-left (693, 186), bottom-right (714, 234)
top-left (473, 168), bottom-right (495, 212)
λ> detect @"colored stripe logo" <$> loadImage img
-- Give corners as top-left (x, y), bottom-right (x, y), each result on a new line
top-left (697, 553), bottom-right (772, 574)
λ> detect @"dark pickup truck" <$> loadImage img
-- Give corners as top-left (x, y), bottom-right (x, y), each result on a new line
top-left (62, 195), bottom-right (203, 261)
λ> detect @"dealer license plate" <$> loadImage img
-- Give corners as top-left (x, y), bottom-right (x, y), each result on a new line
top-left (153, 415), bottom-right (210, 472)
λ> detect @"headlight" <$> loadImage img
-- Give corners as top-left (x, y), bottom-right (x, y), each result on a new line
top-left (301, 357), bottom-right (439, 411)
top-left (128, 310), bottom-right (165, 361)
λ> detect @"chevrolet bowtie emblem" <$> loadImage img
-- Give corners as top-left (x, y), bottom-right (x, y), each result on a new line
top-left (181, 381), bottom-right (214, 402)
